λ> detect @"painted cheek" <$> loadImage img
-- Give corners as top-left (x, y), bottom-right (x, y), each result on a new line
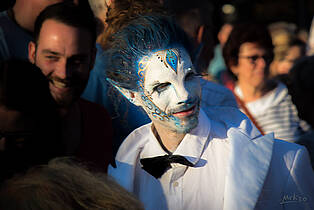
top-left (186, 79), bottom-right (201, 98)
top-left (151, 89), bottom-right (172, 113)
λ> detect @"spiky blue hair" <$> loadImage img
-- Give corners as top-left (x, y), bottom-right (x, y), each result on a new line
top-left (105, 14), bottom-right (193, 91)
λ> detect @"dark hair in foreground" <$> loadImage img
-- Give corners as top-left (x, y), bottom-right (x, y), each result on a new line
top-left (223, 23), bottom-right (274, 79)
top-left (287, 55), bottom-right (314, 168)
top-left (0, 59), bottom-right (55, 113)
top-left (33, 2), bottom-right (97, 45)
top-left (105, 15), bottom-right (194, 91)
top-left (0, 157), bottom-right (144, 210)
top-left (288, 55), bottom-right (314, 127)
top-left (0, 59), bottom-right (61, 182)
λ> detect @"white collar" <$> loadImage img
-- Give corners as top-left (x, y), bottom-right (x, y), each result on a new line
top-left (140, 109), bottom-right (211, 165)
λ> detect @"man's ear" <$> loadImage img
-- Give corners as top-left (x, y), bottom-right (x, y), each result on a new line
top-left (106, 78), bottom-right (141, 106)
top-left (28, 41), bottom-right (36, 64)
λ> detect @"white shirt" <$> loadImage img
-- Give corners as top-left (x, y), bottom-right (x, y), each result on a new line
top-left (235, 82), bottom-right (309, 142)
top-left (109, 109), bottom-right (234, 210)
top-left (108, 106), bottom-right (314, 210)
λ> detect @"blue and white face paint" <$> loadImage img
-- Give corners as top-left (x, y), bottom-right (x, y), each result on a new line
top-left (136, 47), bottom-right (201, 133)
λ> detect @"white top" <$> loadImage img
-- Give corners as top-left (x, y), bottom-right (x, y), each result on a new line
top-left (235, 82), bottom-right (309, 142)
top-left (109, 109), bottom-right (245, 210)
top-left (109, 107), bottom-right (314, 210)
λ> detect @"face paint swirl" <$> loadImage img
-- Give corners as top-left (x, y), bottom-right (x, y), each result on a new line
top-left (137, 48), bottom-right (201, 133)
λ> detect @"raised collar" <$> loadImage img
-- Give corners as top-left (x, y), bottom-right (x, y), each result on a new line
top-left (224, 129), bottom-right (274, 210)
top-left (140, 109), bottom-right (211, 166)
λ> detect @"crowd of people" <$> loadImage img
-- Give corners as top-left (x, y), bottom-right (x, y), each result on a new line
top-left (0, 0), bottom-right (313, 209)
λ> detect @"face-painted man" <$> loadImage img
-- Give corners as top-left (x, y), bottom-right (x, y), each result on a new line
top-left (135, 48), bottom-right (201, 133)
top-left (107, 15), bottom-right (314, 210)
top-left (106, 15), bottom-right (201, 149)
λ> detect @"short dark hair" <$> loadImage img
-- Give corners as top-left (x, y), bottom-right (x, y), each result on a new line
top-left (223, 23), bottom-right (274, 77)
top-left (34, 2), bottom-right (97, 45)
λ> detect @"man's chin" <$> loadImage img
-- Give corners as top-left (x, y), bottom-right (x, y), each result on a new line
top-left (155, 115), bottom-right (199, 134)
top-left (52, 93), bottom-right (76, 108)
top-left (56, 100), bottom-right (73, 108)
top-left (176, 118), bottom-right (199, 133)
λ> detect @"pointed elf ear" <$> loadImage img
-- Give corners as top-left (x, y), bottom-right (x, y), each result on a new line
top-left (106, 78), bottom-right (141, 106)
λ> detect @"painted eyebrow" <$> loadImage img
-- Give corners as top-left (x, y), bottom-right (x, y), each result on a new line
top-left (151, 81), bottom-right (161, 87)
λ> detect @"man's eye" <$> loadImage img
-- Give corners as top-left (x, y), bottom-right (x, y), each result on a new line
top-left (70, 58), bottom-right (87, 66)
top-left (72, 59), bottom-right (83, 65)
top-left (153, 83), bottom-right (170, 93)
top-left (46, 56), bottom-right (59, 61)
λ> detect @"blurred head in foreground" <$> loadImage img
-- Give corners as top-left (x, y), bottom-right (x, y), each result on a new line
top-left (0, 157), bottom-right (143, 210)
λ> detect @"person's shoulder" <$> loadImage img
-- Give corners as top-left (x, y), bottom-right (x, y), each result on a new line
top-left (202, 106), bottom-right (261, 139)
top-left (0, 10), bottom-right (15, 29)
top-left (0, 10), bottom-right (10, 59)
top-left (122, 123), bottom-right (152, 148)
top-left (115, 123), bottom-right (152, 161)
top-left (79, 98), bottom-right (106, 110)
top-left (108, 124), bottom-right (152, 191)
top-left (0, 10), bottom-right (8, 21)
top-left (92, 43), bottom-right (107, 74)
top-left (204, 106), bottom-right (249, 128)
top-left (272, 139), bottom-right (309, 163)
top-left (200, 78), bottom-right (232, 94)
top-left (200, 79), bottom-right (237, 107)
top-left (274, 138), bottom-right (304, 150)
top-left (78, 98), bottom-right (111, 120)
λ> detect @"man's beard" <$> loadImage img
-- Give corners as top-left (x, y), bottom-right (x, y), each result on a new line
top-left (33, 54), bottom-right (87, 108)
top-left (51, 87), bottom-right (75, 108)
top-left (47, 74), bottom-right (80, 108)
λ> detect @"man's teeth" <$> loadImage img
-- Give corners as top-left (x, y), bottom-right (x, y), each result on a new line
top-left (52, 80), bottom-right (67, 88)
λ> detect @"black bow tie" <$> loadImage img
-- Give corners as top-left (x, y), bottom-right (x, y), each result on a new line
top-left (140, 155), bottom-right (193, 179)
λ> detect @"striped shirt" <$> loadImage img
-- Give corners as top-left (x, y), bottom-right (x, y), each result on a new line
top-left (235, 82), bottom-right (310, 142)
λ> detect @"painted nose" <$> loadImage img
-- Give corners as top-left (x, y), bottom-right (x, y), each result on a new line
top-left (175, 86), bottom-right (190, 105)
